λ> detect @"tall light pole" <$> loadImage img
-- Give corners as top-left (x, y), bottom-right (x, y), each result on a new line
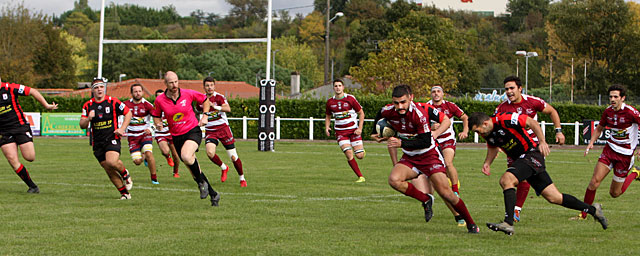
top-left (272, 49), bottom-right (279, 80)
top-left (119, 74), bottom-right (126, 82)
top-left (515, 50), bottom-right (538, 95)
top-left (325, 8), bottom-right (344, 86)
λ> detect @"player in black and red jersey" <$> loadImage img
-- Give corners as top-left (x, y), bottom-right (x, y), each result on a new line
top-left (0, 77), bottom-right (58, 193)
top-left (469, 111), bottom-right (608, 235)
top-left (79, 78), bottom-right (133, 200)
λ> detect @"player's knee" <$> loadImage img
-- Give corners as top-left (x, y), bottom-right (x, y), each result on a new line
top-left (226, 148), bottom-right (239, 162)
top-left (206, 150), bottom-right (216, 159)
top-left (609, 190), bottom-right (622, 198)
top-left (499, 176), bottom-right (517, 189)
top-left (131, 152), bottom-right (143, 165)
top-left (588, 180), bottom-right (601, 190)
top-left (544, 193), bottom-right (563, 205)
top-left (354, 149), bottom-right (365, 159)
top-left (24, 156), bottom-right (35, 162)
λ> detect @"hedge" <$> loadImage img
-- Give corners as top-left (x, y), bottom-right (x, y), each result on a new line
top-left (20, 95), bottom-right (610, 143)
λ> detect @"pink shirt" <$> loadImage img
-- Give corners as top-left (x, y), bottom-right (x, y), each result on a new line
top-left (151, 88), bottom-right (207, 136)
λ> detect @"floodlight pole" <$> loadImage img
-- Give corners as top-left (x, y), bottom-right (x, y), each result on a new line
top-left (97, 0), bottom-right (105, 78)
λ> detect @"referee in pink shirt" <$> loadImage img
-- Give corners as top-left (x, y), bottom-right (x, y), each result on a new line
top-left (152, 71), bottom-right (220, 206)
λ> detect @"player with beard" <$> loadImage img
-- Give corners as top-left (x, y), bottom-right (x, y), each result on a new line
top-left (372, 84), bottom-right (479, 233)
top-left (124, 83), bottom-right (159, 184)
top-left (495, 76), bottom-right (565, 222)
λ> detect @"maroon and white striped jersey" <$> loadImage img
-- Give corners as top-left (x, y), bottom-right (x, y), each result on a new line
top-left (426, 100), bottom-right (465, 143)
top-left (124, 98), bottom-right (154, 136)
top-left (197, 92), bottom-right (230, 131)
top-left (380, 102), bottom-right (445, 156)
top-left (326, 94), bottom-right (362, 131)
top-left (599, 103), bottom-right (640, 156)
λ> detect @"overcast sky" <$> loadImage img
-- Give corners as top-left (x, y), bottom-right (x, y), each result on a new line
top-left (1, 0), bottom-right (316, 17)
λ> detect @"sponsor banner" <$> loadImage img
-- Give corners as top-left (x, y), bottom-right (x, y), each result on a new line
top-left (24, 112), bottom-right (41, 136)
top-left (582, 120), bottom-right (608, 145)
top-left (41, 113), bottom-right (85, 136)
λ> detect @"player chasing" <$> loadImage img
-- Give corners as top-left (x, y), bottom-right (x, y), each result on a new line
top-left (469, 111), bottom-right (607, 235)
top-left (125, 83), bottom-right (159, 184)
top-left (200, 77), bottom-right (247, 187)
top-left (372, 85), bottom-right (479, 233)
top-left (578, 84), bottom-right (640, 219)
top-left (0, 76), bottom-right (58, 193)
top-left (494, 76), bottom-right (566, 222)
top-left (151, 71), bottom-right (220, 206)
top-left (79, 78), bottom-right (133, 200)
top-left (153, 89), bottom-right (180, 178)
top-left (325, 79), bottom-right (366, 183)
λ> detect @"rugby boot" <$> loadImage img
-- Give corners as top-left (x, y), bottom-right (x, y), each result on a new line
top-left (592, 203), bottom-right (608, 230)
top-left (486, 221), bottom-right (514, 236)
top-left (422, 193), bottom-right (435, 222)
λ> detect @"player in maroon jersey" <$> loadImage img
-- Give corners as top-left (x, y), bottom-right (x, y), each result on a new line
top-left (0, 77), bottom-right (58, 193)
top-left (325, 79), bottom-right (366, 183)
top-left (372, 85), bottom-right (479, 233)
top-left (494, 76), bottom-right (565, 222)
top-left (79, 78), bottom-right (133, 200)
top-left (154, 89), bottom-right (180, 178)
top-left (578, 84), bottom-right (640, 219)
top-left (124, 83), bottom-right (159, 184)
top-left (469, 111), bottom-right (607, 235)
top-left (199, 77), bottom-right (247, 187)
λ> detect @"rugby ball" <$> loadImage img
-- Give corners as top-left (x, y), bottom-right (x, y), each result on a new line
top-left (376, 118), bottom-right (396, 138)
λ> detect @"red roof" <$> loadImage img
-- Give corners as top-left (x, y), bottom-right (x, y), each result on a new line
top-left (58, 79), bottom-right (259, 99)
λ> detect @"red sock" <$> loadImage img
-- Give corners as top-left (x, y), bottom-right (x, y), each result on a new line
top-left (453, 198), bottom-right (475, 225)
top-left (210, 154), bottom-right (223, 166)
top-left (173, 165), bottom-right (179, 174)
top-left (621, 171), bottom-right (638, 194)
top-left (581, 188), bottom-right (597, 218)
top-left (515, 181), bottom-right (530, 208)
top-left (404, 183), bottom-right (429, 202)
top-left (120, 168), bottom-right (128, 177)
top-left (233, 158), bottom-right (244, 175)
top-left (347, 158), bottom-right (363, 177)
top-left (151, 174), bottom-right (157, 181)
top-left (118, 186), bottom-right (129, 195)
top-left (451, 183), bottom-right (459, 194)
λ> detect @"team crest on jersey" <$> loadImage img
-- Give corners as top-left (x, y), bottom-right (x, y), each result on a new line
top-left (526, 109), bottom-right (534, 115)
top-left (516, 107), bottom-right (522, 113)
top-left (498, 129), bottom-right (505, 135)
top-left (173, 112), bottom-right (185, 122)
top-left (2, 94), bottom-right (7, 100)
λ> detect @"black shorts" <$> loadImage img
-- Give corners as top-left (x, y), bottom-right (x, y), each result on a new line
top-left (172, 126), bottom-right (202, 160)
top-left (0, 128), bottom-right (33, 146)
top-left (93, 139), bottom-right (121, 162)
top-left (507, 151), bottom-right (553, 196)
top-left (205, 138), bottom-right (235, 150)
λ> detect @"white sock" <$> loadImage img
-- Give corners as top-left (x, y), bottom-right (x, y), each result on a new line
top-left (239, 175), bottom-right (245, 181)
top-left (221, 163), bottom-right (227, 170)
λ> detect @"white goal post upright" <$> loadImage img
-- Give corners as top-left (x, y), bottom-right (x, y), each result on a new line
top-left (96, 0), bottom-right (273, 80)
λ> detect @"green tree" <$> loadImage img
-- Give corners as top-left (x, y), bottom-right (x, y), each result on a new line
top-left (344, 19), bottom-right (393, 72)
top-left (60, 31), bottom-right (93, 82)
top-left (506, 0), bottom-right (551, 32)
top-left (349, 38), bottom-right (458, 97)
top-left (34, 24), bottom-right (76, 88)
top-left (344, 0), bottom-right (385, 22)
top-left (226, 0), bottom-right (267, 28)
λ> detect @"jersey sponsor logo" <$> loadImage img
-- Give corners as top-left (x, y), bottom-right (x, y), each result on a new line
top-left (82, 109), bottom-right (87, 116)
top-left (180, 99), bottom-right (187, 107)
top-left (173, 112), bottom-right (185, 122)
top-left (2, 94), bottom-right (7, 100)
top-left (105, 107), bottom-right (111, 113)
top-left (26, 131), bottom-right (32, 138)
top-left (112, 140), bottom-right (117, 145)
top-left (119, 103), bottom-right (125, 111)
top-left (18, 85), bottom-right (25, 94)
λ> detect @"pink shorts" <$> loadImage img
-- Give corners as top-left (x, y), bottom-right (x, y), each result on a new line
top-left (335, 128), bottom-right (362, 147)
top-left (128, 134), bottom-right (153, 153)
top-left (598, 144), bottom-right (635, 182)
top-left (205, 127), bottom-right (235, 146)
top-left (437, 138), bottom-right (456, 151)
top-left (398, 149), bottom-right (447, 177)
top-left (155, 134), bottom-right (173, 144)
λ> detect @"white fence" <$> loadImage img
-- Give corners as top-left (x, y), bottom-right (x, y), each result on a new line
top-left (228, 117), bottom-right (585, 145)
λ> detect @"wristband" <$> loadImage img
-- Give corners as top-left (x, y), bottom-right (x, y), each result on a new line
top-left (555, 128), bottom-right (562, 134)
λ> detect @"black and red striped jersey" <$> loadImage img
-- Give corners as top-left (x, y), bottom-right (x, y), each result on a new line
top-left (0, 82), bottom-right (31, 133)
top-left (485, 112), bottom-right (538, 159)
top-left (82, 96), bottom-right (130, 145)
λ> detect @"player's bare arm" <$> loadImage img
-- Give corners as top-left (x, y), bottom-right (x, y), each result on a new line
top-left (432, 115), bottom-right (451, 139)
top-left (355, 109), bottom-right (365, 135)
top-left (115, 111), bottom-right (132, 136)
top-left (325, 114), bottom-right (332, 137)
top-left (482, 147), bottom-right (499, 176)
top-left (199, 98), bottom-right (211, 126)
top-left (542, 104), bottom-right (565, 145)
top-left (79, 110), bottom-right (94, 129)
top-left (458, 113), bottom-right (469, 140)
top-left (585, 123), bottom-right (605, 156)
top-left (30, 88), bottom-right (58, 110)
top-left (210, 102), bottom-right (231, 112)
top-left (153, 116), bottom-right (163, 131)
top-left (525, 116), bottom-right (550, 157)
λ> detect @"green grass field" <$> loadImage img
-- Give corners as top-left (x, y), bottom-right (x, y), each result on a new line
top-left (1, 138), bottom-right (639, 255)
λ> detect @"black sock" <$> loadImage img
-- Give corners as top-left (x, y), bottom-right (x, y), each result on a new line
top-left (454, 215), bottom-right (464, 222)
top-left (16, 165), bottom-right (37, 188)
top-left (187, 159), bottom-right (204, 183)
top-left (503, 188), bottom-right (516, 225)
top-left (118, 186), bottom-right (129, 195)
top-left (201, 173), bottom-right (218, 197)
top-left (560, 193), bottom-right (596, 214)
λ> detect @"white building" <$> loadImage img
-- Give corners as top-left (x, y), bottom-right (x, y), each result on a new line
top-left (422, 0), bottom-right (510, 16)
